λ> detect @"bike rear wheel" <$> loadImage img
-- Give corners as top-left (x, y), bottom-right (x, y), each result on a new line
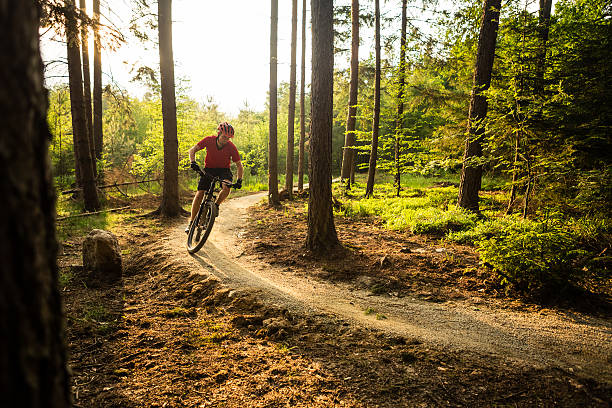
top-left (186, 201), bottom-right (217, 254)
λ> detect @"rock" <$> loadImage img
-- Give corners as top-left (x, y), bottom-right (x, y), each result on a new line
top-left (82, 229), bottom-right (122, 285)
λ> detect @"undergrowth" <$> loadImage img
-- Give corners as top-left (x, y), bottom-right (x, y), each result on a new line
top-left (335, 174), bottom-right (611, 297)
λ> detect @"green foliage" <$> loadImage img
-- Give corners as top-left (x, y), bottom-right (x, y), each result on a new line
top-left (340, 175), bottom-right (610, 296)
top-left (475, 216), bottom-right (610, 293)
top-left (338, 177), bottom-right (477, 235)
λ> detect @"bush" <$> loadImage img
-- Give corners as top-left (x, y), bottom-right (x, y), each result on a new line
top-left (477, 218), bottom-right (590, 293)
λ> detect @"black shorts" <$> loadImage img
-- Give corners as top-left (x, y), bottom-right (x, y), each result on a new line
top-left (197, 168), bottom-right (233, 191)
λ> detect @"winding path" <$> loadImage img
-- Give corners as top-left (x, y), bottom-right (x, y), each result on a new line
top-left (168, 192), bottom-right (612, 384)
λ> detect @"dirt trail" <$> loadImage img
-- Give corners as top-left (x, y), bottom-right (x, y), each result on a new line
top-left (168, 192), bottom-right (612, 384)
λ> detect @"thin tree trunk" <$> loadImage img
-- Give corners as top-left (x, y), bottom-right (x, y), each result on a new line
top-left (157, 0), bottom-right (181, 217)
top-left (0, 2), bottom-right (71, 406)
top-left (394, 0), bottom-right (407, 197)
top-left (365, 0), bottom-right (381, 199)
top-left (522, 151), bottom-right (532, 218)
top-left (457, 0), bottom-right (502, 212)
top-left (507, 9), bottom-right (527, 214)
top-left (66, 0), bottom-right (99, 211)
top-left (285, 0), bottom-right (298, 199)
top-left (506, 129), bottom-right (520, 214)
top-left (341, 0), bottom-right (359, 190)
top-left (535, 0), bottom-right (553, 94)
top-left (297, 0), bottom-right (307, 192)
top-left (80, 0), bottom-right (95, 178)
top-left (307, 0), bottom-right (339, 253)
top-left (92, 0), bottom-right (103, 161)
top-left (269, 0), bottom-right (280, 205)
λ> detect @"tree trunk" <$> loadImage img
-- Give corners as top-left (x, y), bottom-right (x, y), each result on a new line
top-left (0, 2), bottom-right (71, 406)
top-left (269, 0), bottom-right (280, 205)
top-left (507, 11), bottom-right (527, 215)
top-left (394, 0), bottom-right (407, 197)
top-left (535, 0), bottom-right (553, 94)
top-left (457, 0), bottom-right (502, 212)
top-left (157, 0), bottom-right (181, 217)
top-left (66, 0), bottom-right (100, 211)
top-left (285, 0), bottom-right (298, 199)
top-left (365, 0), bottom-right (381, 198)
top-left (506, 128), bottom-right (520, 214)
top-left (297, 0), bottom-right (307, 192)
top-left (340, 0), bottom-right (359, 189)
top-left (92, 0), bottom-right (103, 161)
top-left (307, 0), bottom-right (339, 253)
top-left (522, 151), bottom-right (532, 218)
top-left (80, 0), bottom-right (95, 177)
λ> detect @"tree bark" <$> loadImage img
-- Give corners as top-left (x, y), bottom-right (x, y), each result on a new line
top-left (340, 0), bottom-right (359, 189)
top-left (66, 0), bottom-right (100, 211)
top-left (269, 0), bottom-right (280, 205)
top-left (0, 1), bottom-right (71, 406)
top-left (307, 0), bottom-right (339, 253)
top-left (297, 0), bottom-right (307, 192)
top-left (365, 0), bottom-right (381, 198)
top-left (157, 0), bottom-right (181, 216)
top-left (92, 0), bottom-right (103, 161)
top-left (535, 0), bottom-right (552, 94)
top-left (285, 0), bottom-right (298, 199)
top-left (80, 0), bottom-right (95, 177)
top-left (457, 0), bottom-right (502, 212)
top-left (394, 0), bottom-right (407, 197)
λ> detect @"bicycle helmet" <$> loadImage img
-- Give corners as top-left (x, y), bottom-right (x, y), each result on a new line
top-left (217, 121), bottom-right (234, 138)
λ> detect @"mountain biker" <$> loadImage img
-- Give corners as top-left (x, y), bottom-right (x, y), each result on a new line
top-left (186, 121), bottom-right (243, 233)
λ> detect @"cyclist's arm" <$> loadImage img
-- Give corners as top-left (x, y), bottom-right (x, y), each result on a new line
top-left (188, 144), bottom-right (203, 162)
top-left (235, 160), bottom-right (244, 180)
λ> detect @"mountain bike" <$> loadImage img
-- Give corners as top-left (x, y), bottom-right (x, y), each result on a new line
top-left (186, 168), bottom-right (236, 254)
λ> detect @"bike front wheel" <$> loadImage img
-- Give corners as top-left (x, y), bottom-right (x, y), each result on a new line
top-left (186, 201), bottom-right (217, 254)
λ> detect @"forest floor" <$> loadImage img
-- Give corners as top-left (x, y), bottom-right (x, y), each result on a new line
top-left (58, 191), bottom-right (612, 407)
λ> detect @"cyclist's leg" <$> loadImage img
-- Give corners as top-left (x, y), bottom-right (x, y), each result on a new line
top-left (190, 190), bottom-right (205, 222)
top-left (216, 183), bottom-right (231, 205)
top-left (215, 168), bottom-right (234, 206)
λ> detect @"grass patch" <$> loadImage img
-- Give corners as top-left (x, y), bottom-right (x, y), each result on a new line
top-left (334, 172), bottom-right (611, 298)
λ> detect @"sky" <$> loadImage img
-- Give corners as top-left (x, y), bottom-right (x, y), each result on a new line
top-left (40, 0), bottom-right (441, 117)
top-left (41, 0), bottom-right (312, 117)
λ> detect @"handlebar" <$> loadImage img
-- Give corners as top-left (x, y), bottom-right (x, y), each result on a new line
top-left (192, 166), bottom-right (236, 188)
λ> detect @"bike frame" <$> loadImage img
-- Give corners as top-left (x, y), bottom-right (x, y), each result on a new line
top-left (186, 168), bottom-right (234, 254)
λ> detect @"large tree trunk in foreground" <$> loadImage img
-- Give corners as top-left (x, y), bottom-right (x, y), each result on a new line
top-left (268, 0), bottom-right (280, 205)
top-left (394, 0), bottom-right (407, 197)
top-left (306, 0), bottom-right (339, 253)
top-left (157, 0), bottom-right (181, 217)
top-left (0, 1), bottom-right (71, 406)
top-left (66, 0), bottom-right (100, 211)
top-left (457, 0), bottom-right (502, 212)
top-left (285, 0), bottom-right (298, 199)
top-left (297, 0), bottom-right (307, 192)
top-left (80, 0), bottom-right (95, 177)
top-left (340, 0), bottom-right (359, 189)
top-left (365, 0), bottom-right (381, 198)
top-left (92, 0), bottom-right (103, 161)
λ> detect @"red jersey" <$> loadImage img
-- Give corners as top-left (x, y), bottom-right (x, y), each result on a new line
top-left (196, 135), bottom-right (240, 169)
